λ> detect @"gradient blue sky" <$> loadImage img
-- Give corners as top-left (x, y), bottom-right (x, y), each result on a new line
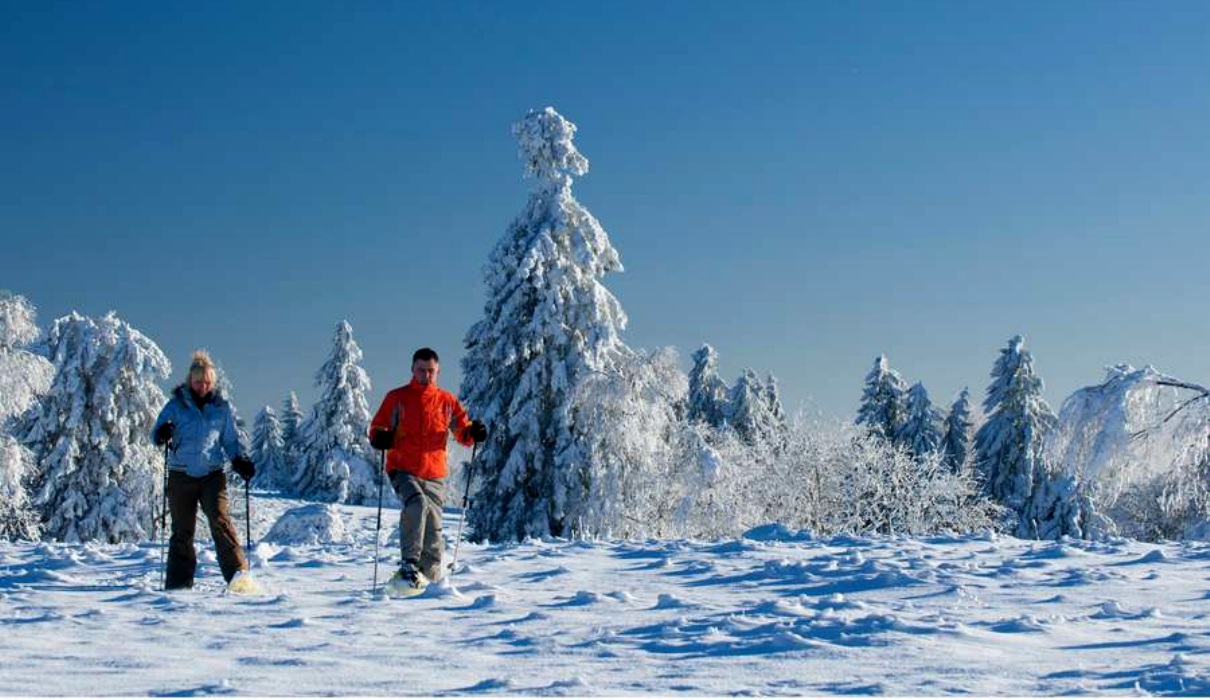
top-left (4, 1), bottom-right (1210, 422)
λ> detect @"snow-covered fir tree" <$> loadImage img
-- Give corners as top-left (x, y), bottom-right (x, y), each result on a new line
top-left (764, 373), bottom-right (787, 429)
top-left (941, 387), bottom-right (974, 471)
top-left (896, 382), bottom-right (944, 460)
top-left (251, 406), bottom-right (288, 492)
top-left (726, 369), bottom-right (786, 448)
top-left (973, 335), bottom-right (1058, 523)
top-left (279, 391), bottom-right (305, 493)
top-left (855, 354), bottom-right (908, 441)
top-left (18, 311), bottom-right (170, 542)
top-left (294, 321), bottom-right (378, 505)
top-left (461, 107), bottom-right (629, 542)
top-left (687, 344), bottom-right (729, 428)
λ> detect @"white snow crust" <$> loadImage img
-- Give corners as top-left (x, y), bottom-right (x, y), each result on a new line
top-left (1, 493), bottom-right (1208, 695)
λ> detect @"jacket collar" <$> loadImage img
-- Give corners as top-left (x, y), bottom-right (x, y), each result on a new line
top-left (407, 378), bottom-right (437, 393)
top-left (174, 384), bottom-right (226, 410)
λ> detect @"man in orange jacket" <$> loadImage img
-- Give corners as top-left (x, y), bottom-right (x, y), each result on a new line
top-left (369, 347), bottom-right (487, 590)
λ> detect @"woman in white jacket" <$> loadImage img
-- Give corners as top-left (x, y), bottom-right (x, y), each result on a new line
top-left (151, 350), bottom-right (254, 590)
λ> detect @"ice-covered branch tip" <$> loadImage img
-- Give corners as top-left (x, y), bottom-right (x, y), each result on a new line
top-left (514, 106), bottom-right (588, 187)
top-left (1130, 378), bottom-right (1210, 440)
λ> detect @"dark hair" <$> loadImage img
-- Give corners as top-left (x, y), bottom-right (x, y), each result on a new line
top-left (412, 347), bottom-right (439, 364)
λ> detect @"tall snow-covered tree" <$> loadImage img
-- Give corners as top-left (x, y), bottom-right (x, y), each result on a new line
top-left (280, 390), bottom-right (305, 492)
top-left (941, 388), bottom-right (974, 471)
top-left (687, 344), bottom-right (729, 428)
top-left (251, 406), bottom-right (288, 492)
top-left (294, 321), bottom-right (377, 504)
top-left (461, 107), bottom-right (630, 542)
top-left (856, 354), bottom-right (908, 441)
top-left (897, 382), bottom-right (944, 460)
top-left (18, 311), bottom-right (170, 542)
top-left (973, 335), bottom-right (1058, 520)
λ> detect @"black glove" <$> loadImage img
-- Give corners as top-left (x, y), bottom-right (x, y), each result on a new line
top-left (370, 429), bottom-right (395, 451)
top-left (154, 421), bottom-right (174, 446)
top-left (231, 456), bottom-right (256, 483)
top-left (467, 419), bottom-right (488, 444)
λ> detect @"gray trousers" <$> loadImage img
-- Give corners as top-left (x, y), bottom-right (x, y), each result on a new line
top-left (390, 472), bottom-right (446, 582)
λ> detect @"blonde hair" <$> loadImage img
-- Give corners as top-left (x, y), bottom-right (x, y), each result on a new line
top-left (187, 349), bottom-right (217, 383)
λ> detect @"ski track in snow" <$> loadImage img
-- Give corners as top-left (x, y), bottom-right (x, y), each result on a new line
top-left (2, 494), bottom-right (1210, 695)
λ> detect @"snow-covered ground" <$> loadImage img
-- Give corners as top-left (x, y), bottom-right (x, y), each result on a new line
top-left (2, 493), bottom-right (1209, 696)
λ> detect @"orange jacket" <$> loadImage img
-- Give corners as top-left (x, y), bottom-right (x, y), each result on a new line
top-left (369, 380), bottom-right (474, 480)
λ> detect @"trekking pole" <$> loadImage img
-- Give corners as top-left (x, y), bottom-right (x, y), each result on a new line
top-left (160, 443), bottom-right (170, 591)
top-left (372, 448), bottom-right (386, 594)
top-left (449, 441), bottom-right (478, 579)
top-left (245, 477), bottom-right (252, 553)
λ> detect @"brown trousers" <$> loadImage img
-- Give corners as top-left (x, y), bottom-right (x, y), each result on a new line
top-left (166, 470), bottom-right (247, 588)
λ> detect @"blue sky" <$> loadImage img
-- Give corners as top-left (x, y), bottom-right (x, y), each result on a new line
top-left (4, 1), bottom-right (1210, 422)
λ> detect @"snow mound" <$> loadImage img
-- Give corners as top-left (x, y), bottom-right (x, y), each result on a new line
top-left (264, 504), bottom-right (350, 545)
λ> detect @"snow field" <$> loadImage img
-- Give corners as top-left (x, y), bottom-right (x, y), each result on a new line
top-left (1, 493), bottom-right (1209, 695)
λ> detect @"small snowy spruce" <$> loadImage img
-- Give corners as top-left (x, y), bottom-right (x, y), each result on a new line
top-left (856, 354), bottom-right (908, 441)
top-left (687, 344), bottom-right (729, 428)
top-left (18, 312), bottom-right (170, 542)
top-left (279, 390), bottom-right (305, 493)
top-left (251, 406), bottom-right (288, 491)
top-left (1021, 467), bottom-right (1108, 540)
top-left (294, 321), bottom-right (378, 505)
top-left (941, 387), bottom-right (974, 471)
top-left (896, 382), bottom-right (944, 460)
top-left (973, 335), bottom-right (1058, 524)
top-left (727, 369), bottom-right (787, 449)
top-left (461, 107), bottom-right (629, 542)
